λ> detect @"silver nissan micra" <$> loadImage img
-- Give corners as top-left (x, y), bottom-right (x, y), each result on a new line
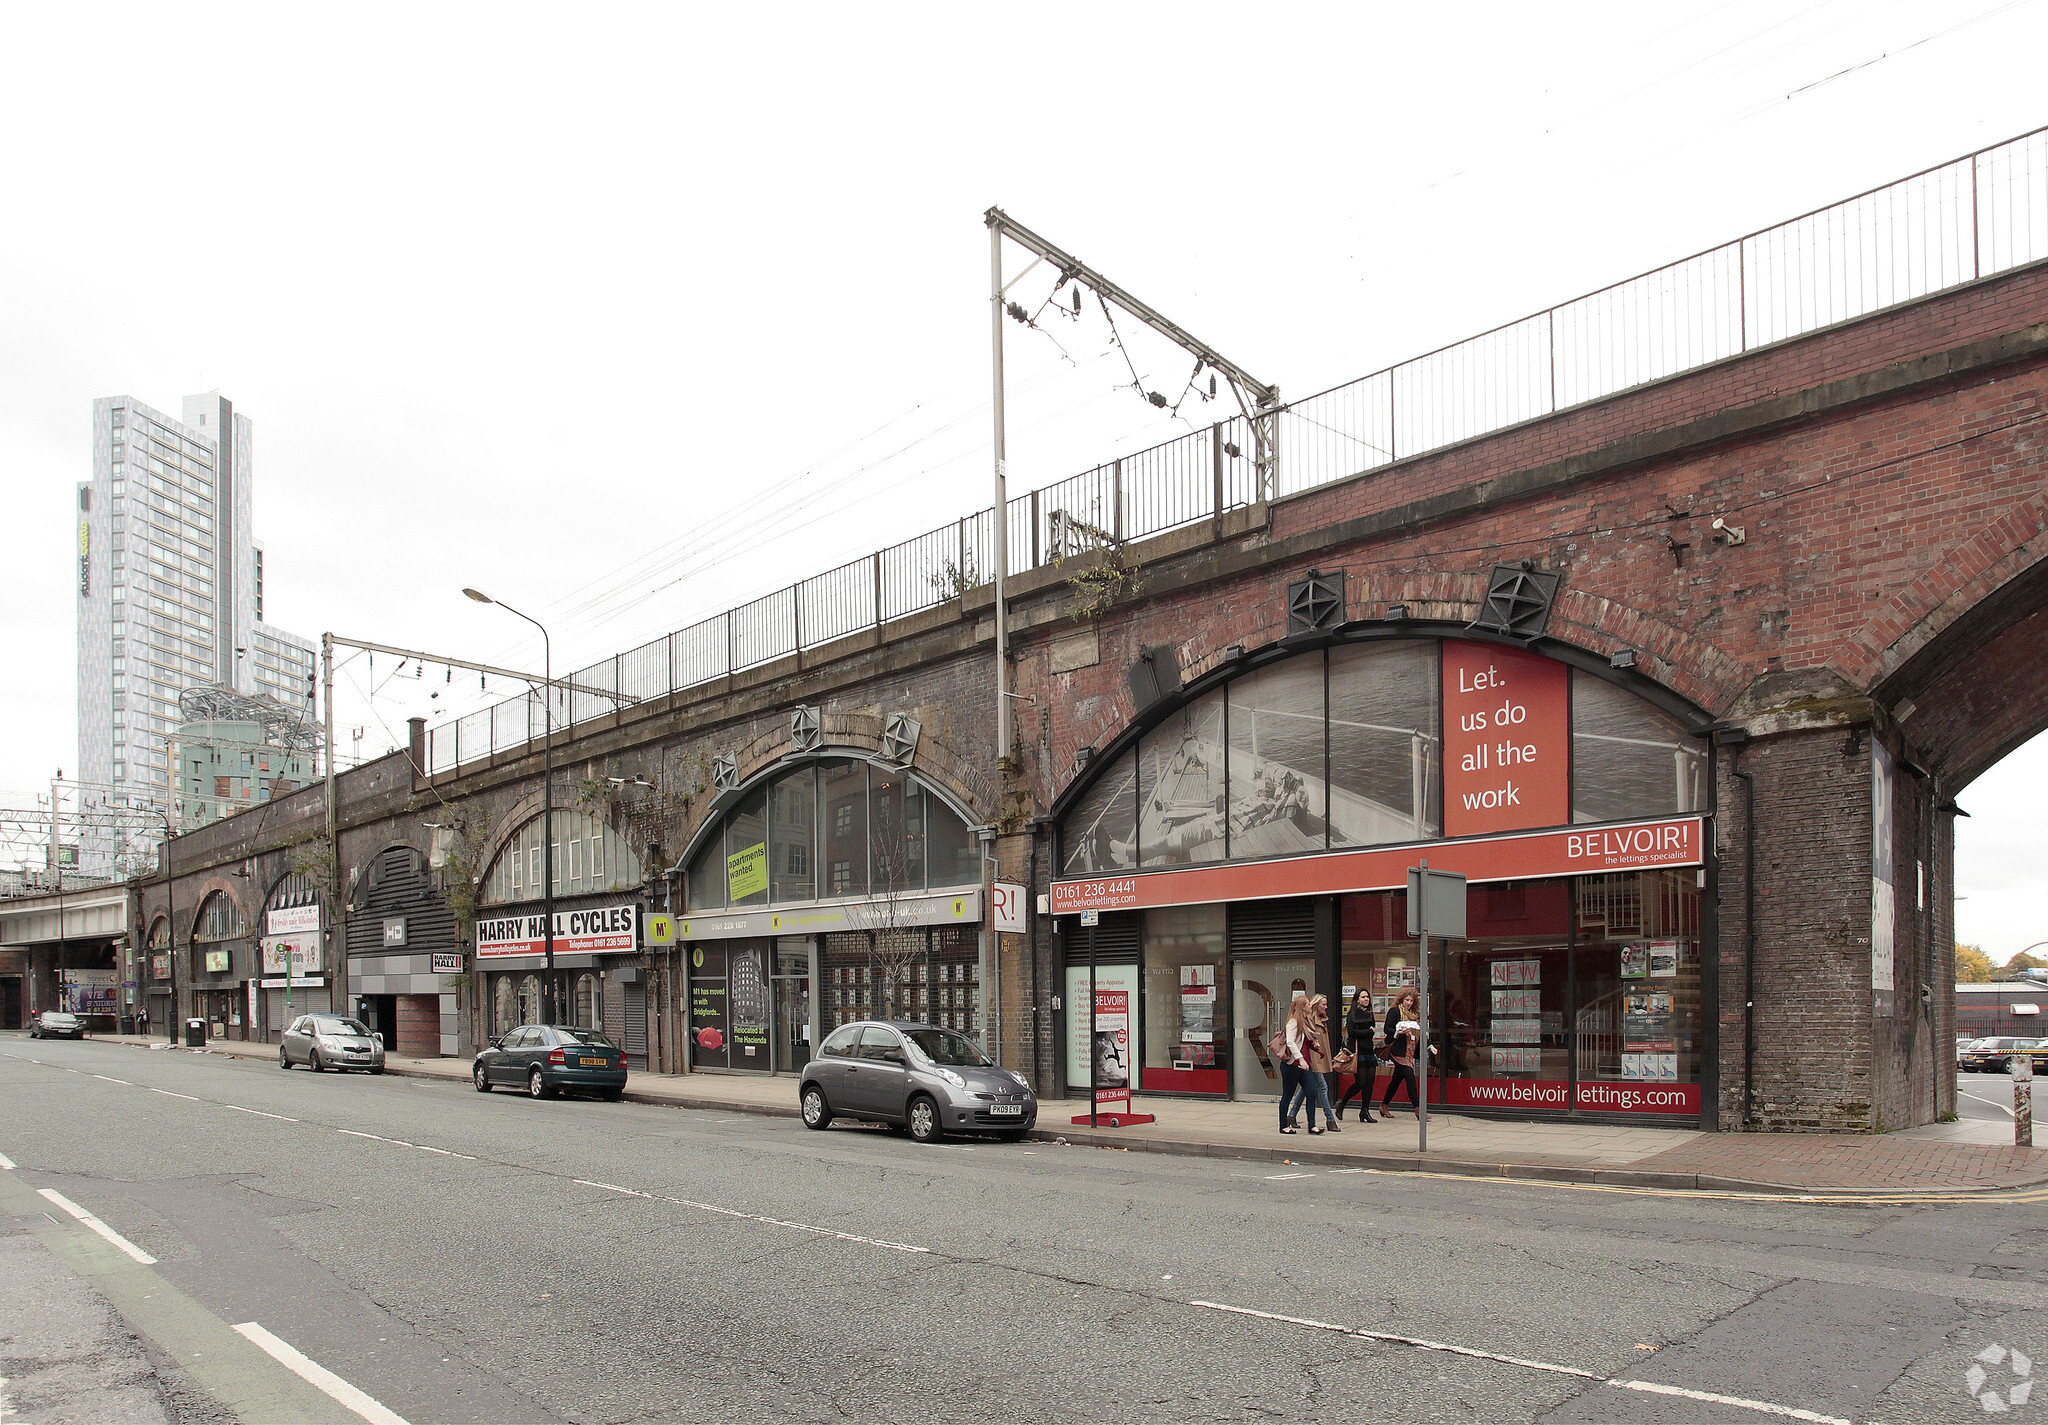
top-left (800, 1020), bottom-right (1037, 1143)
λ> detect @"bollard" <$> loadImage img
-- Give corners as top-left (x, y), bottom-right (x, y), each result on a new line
top-left (2016, 1053), bottom-right (2034, 1149)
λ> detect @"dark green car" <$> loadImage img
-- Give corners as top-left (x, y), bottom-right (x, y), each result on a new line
top-left (474, 1024), bottom-right (628, 1100)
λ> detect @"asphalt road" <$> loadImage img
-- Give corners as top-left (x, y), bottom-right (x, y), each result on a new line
top-left (1, 1034), bottom-right (2040, 1425)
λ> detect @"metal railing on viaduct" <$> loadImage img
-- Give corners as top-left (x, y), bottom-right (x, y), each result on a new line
top-left (426, 127), bottom-right (2048, 778)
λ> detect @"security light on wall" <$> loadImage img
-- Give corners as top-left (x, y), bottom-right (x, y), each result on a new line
top-left (1609, 648), bottom-right (1638, 670)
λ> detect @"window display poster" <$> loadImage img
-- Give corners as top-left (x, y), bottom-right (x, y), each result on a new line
top-left (1177, 963), bottom-right (1216, 1044)
top-left (1491, 989), bottom-right (1541, 1016)
top-left (1492, 1016), bottom-right (1541, 1044)
top-left (1065, 963), bottom-right (1139, 1101)
top-left (1441, 639), bottom-right (1571, 837)
top-left (1648, 940), bottom-right (1680, 978)
top-left (1491, 1047), bottom-right (1541, 1074)
top-left (1620, 943), bottom-right (1649, 978)
top-left (690, 943), bottom-right (729, 1069)
top-left (1622, 1053), bottom-right (1679, 1081)
top-left (1370, 967), bottom-right (1388, 995)
top-left (1490, 959), bottom-right (1541, 986)
top-left (263, 934), bottom-right (322, 976)
top-left (1386, 965), bottom-right (1418, 989)
top-left (729, 943), bottom-right (769, 1063)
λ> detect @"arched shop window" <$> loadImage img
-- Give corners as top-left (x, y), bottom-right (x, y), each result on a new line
top-left (194, 892), bottom-right (246, 941)
top-left (493, 978), bottom-right (517, 1035)
top-left (573, 973), bottom-right (597, 1028)
top-left (480, 809), bottom-right (642, 905)
top-left (1061, 638), bottom-right (1702, 874)
top-left (516, 975), bottom-right (542, 1028)
top-left (147, 917), bottom-right (169, 950)
top-left (686, 758), bottom-right (978, 912)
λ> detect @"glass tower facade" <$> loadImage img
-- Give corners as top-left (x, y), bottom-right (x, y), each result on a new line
top-left (76, 393), bottom-right (316, 868)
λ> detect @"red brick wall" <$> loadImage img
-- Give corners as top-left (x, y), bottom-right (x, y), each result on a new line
top-left (396, 994), bottom-right (440, 1058)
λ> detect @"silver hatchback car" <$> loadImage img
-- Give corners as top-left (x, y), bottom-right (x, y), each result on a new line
top-left (279, 1014), bottom-right (387, 1074)
top-left (800, 1020), bottom-right (1036, 1143)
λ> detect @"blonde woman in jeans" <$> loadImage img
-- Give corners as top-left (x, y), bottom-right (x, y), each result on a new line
top-left (1279, 995), bottom-right (1340, 1135)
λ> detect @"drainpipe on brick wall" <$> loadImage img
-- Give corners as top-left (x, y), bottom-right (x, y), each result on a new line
top-left (1732, 750), bottom-right (1758, 1129)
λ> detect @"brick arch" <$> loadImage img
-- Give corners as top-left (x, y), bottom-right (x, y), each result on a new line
top-left (1868, 512), bottom-right (2048, 789)
top-left (187, 876), bottom-right (253, 940)
top-left (1853, 488), bottom-right (2048, 687)
top-left (345, 839), bottom-right (434, 913)
top-left (1545, 588), bottom-right (1754, 717)
top-left (670, 738), bottom-right (987, 878)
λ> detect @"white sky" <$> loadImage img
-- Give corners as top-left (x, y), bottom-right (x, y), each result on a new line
top-left (1, 2), bottom-right (2041, 959)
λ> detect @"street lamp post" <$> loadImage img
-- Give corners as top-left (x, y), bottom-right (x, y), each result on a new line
top-left (463, 588), bottom-right (558, 1023)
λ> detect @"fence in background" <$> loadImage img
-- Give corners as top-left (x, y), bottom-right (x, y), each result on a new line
top-left (426, 128), bottom-right (2048, 776)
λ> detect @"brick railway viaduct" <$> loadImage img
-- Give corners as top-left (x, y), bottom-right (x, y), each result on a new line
top-left (146, 254), bottom-right (2048, 1135)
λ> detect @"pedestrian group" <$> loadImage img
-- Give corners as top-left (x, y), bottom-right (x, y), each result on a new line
top-left (1276, 986), bottom-right (1425, 1134)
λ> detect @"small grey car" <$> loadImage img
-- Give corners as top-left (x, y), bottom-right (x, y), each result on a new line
top-left (279, 1014), bottom-right (386, 1074)
top-left (800, 1020), bottom-right (1036, 1143)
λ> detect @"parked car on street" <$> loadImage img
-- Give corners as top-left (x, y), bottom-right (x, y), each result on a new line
top-left (473, 1025), bottom-right (627, 1100)
top-left (799, 1020), bottom-right (1037, 1143)
top-left (29, 1010), bottom-right (85, 1040)
top-left (279, 1014), bottom-right (387, 1073)
top-left (1958, 1037), bottom-right (2040, 1073)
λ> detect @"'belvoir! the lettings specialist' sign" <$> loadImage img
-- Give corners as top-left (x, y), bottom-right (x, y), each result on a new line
top-left (475, 904), bottom-right (638, 959)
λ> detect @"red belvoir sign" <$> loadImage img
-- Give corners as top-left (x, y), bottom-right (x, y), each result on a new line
top-left (1050, 815), bottom-right (1702, 915)
top-left (1441, 640), bottom-right (1570, 837)
top-left (1432, 1078), bottom-right (1701, 1116)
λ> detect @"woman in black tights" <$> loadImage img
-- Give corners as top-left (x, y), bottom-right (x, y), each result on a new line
top-left (1381, 988), bottom-right (1423, 1116)
top-left (1333, 988), bottom-right (1378, 1122)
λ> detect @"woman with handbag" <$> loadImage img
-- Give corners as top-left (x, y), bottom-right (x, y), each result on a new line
top-left (1381, 988), bottom-right (1423, 1117)
top-left (1280, 994), bottom-right (1341, 1135)
top-left (1334, 988), bottom-right (1379, 1122)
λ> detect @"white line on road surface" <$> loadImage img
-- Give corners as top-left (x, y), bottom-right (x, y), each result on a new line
top-left (572, 1178), bottom-right (929, 1253)
top-left (1264, 1172), bottom-right (1315, 1180)
top-left (338, 1129), bottom-right (473, 1160)
top-left (1958, 1089), bottom-right (2017, 1118)
top-left (0, 1151), bottom-right (14, 1169)
top-left (37, 1189), bottom-right (157, 1265)
top-left (92, 1075), bottom-right (134, 1085)
top-left (231, 1322), bottom-right (411, 1425)
top-left (1189, 1301), bottom-right (1851, 1425)
top-left (223, 1105), bottom-right (298, 1121)
top-left (1607, 1377), bottom-right (1853, 1423)
top-left (148, 1088), bottom-right (200, 1100)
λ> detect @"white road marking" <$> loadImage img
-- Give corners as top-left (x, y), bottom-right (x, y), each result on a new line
top-left (1957, 1089), bottom-right (2016, 1118)
top-left (0, 1151), bottom-right (15, 1169)
top-left (92, 1075), bottom-right (134, 1085)
top-left (1609, 1378), bottom-right (1852, 1423)
top-left (37, 1189), bottom-right (157, 1265)
top-left (338, 1129), bottom-right (471, 1160)
top-left (1189, 1301), bottom-right (1851, 1424)
top-left (575, 1179), bottom-right (651, 1197)
top-left (148, 1088), bottom-right (200, 1101)
top-left (231, 1322), bottom-right (411, 1425)
top-left (1264, 1172), bottom-right (1316, 1180)
top-left (223, 1105), bottom-right (298, 1121)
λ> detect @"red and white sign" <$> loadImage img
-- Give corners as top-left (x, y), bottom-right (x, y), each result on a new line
top-left (1051, 815), bottom-right (1702, 915)
top-left (1072, 983), bottom-right (1155, 1126)
top-left (476, 903), bottom-right (637, 960)
top-left (1436, 1077), bottom-right (1700, 1115)
top-left (991, 881), bottom-right (1028, 935)
top-left (1442, 640), bottom-right (1570, 837)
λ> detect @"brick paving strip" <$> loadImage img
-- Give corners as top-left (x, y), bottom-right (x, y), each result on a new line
top-left (83, 1034), bottom-right (2048, 1198)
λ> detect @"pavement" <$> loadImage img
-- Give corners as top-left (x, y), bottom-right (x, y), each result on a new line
top-left (84, 1032), bottom-right (2047, 1197)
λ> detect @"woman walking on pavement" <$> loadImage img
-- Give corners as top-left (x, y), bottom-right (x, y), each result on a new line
top-left (1382, 988), bottom-right (1423, 1118)
top-left (1334, 988), bottom-right (1379, 1122)
top-left (1280, 994), bottom-right (1340, 1135)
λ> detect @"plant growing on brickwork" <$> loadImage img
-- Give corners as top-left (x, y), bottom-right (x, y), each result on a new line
top-left (1064, 541), bottom-right (1143, 620)
top-left (422, 806), bottom-right (490, 935)
top-left (574, 776), bottom-right (613, 812)
top-left (284, 834), bottom-right (338, 911)
top-left (930, 554), bottom-right (980, 599)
